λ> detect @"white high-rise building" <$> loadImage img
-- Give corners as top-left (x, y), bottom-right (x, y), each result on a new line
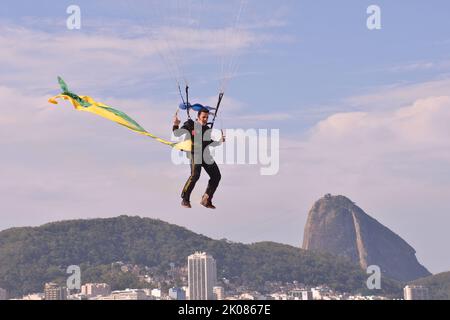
top-left (188, 252), bottom-right (217, 300)
top-left (404, 285), bottom-right (430, 300)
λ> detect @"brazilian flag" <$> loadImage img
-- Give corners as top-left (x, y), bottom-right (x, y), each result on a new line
top-left (49, 77), bottom-right (192, 152)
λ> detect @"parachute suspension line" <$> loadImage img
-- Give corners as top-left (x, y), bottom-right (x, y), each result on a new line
top-left (132, 1), bottom-right (190, 106)
top-left (170, 0), bottom-right (203, 105)
top-left (224, 0), bottom-right (248, 91)
top-left (211, 92), bottom-right (225, 129)
top-left (214, 0), bottom-right (247, 128)
top-left (179, 0), bottom-right (205, 92)
top-left (186, 85), bottom-right (190, 106)
top-left (185, 85), bottom-right (191, 119)
top-left (213, 0), bottom-right (247, 129)
top-left (220, 0), bottom-right (248, 93)
top-left (134, 0), bottom-right (185, 94)
top-left (219, 4), bottom-right (231, 93)
top-left (158, 1), bottom-right (185, 86)
top-left (173, 0), bottom-right (189, 89)
top-left (177, 82), bottom-right (186, 106)
top-left (126, 0), bottom-right (181, 92)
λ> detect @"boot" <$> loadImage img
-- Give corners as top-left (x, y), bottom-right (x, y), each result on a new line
top-left (200, 194), bottom-right (216, 209)
top-left (181, 199), bottom-right (192, 209)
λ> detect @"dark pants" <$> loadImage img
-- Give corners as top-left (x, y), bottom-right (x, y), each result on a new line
top-left (181, 158), bottom-right (221, 202)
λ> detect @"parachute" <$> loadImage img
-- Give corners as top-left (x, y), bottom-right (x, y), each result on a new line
top-left (49, 1), bottom-right (249, 151)
top-left (49, 77), bottom-right (193, 152)
top-left (122, 0), bottom-right (248, 127)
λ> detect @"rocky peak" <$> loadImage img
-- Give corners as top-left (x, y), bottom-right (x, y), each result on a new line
top-left (302, 194), bottom-right (431, 282)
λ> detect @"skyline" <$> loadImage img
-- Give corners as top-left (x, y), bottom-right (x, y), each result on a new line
top-left (1, 0), bottom-right (450, 274)
top-left (2, 249), bottom-right (408, 301)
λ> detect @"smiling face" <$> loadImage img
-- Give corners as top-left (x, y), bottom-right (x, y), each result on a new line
top-left (198, 110), bottom-right (209, 126)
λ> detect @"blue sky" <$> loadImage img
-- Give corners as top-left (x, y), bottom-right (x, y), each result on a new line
top-left (1, 1), bottom-right (450, 274)
top-left (3, 0), bottom-right (450, 125)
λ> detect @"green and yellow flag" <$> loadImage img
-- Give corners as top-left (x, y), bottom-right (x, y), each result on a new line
top-left (49, 77), bottom-right (192, 152)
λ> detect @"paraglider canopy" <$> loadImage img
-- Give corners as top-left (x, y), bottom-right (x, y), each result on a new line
top-left (122, 0), bottom-right (249, 128)
top-left (179, 103), bottom-right (216, 113)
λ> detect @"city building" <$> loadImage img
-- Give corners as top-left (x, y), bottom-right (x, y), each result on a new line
top-left (311, 288), bottom-right (322, 300)
top-left (188, 252), bottom-right (217, 300)
top-left (288, 289), bottom-right (302, 300)
top-left (81, 283), bottom-right (111, 298)
top-left (239, 293), bottom-right (256, 300)
top-left (183, 286), bottom-right (189, 300)
top-left (404, 285), bottom-right (430, 300)
top-left (97, 289), bottom-right (147, 300)
top-left (0, 288), bottom-right (7, 300)
top-left (288, 289), bottom-right (314, 301)
top-left (22, 293), bottom-right (45, 300)
top-left (44, 283), bottom-right (67, 300)
top-left (270, 293), bottom-right (288, 300)
top-left (169, 287), bottom-right (186, 300)
top-left (302, 291), bottom-right (313, 301)
top-left (213, 286), bottom-right (224, 300)
top-left (151, 288), bottom-right (161, 298)
top-left (67, 293), bottom-right (89, 300)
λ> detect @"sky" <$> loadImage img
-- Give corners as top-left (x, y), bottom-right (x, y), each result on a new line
top-left (1, 0), bottom-right (450, 274)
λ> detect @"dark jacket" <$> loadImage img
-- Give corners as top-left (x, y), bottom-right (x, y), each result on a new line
top-left (173, 119), bottom-right (221, 155)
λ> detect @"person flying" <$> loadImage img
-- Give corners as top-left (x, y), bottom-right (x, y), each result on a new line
top-left (173, 106), bottom-right (225, 209)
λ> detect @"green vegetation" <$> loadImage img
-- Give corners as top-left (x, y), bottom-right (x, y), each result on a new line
top-left (411, 272), bottom-right (450, 300)
top-left (0, 215), bottom-right (401, 297)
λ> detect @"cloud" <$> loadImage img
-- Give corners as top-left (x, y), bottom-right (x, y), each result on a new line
top-left (0, 25), bottom-right (165, 94)
top-left (0, 16), bottom-right (287, 98)
top-left (345, 78), bottom-right (450, 112)
top-left (389, 61), bottom-right (436, 72)
top-left (0, 5), bottom-right (303, 270)
top-left (3, 74), bottom-right (450, 272)
top-left (299, 95), bottom-right (450, 188)
top-left (2, 11), bottom-right (450, 274)
top-left (282, 94), bottom-right (450, 273)
top-left (388, 60), bottom-right (450, 73)
top-left (312, 96), bottom-right (450, 147)
top-left (298, 96), bottom-right (450, 212)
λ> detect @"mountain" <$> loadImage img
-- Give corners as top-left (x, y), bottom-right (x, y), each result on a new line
top-left (0, 215), bottom-right (376, 298)
top-left (302, 195), bottom-right (431, 282)
top-left (410, 271), bottom-right (450, 300)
